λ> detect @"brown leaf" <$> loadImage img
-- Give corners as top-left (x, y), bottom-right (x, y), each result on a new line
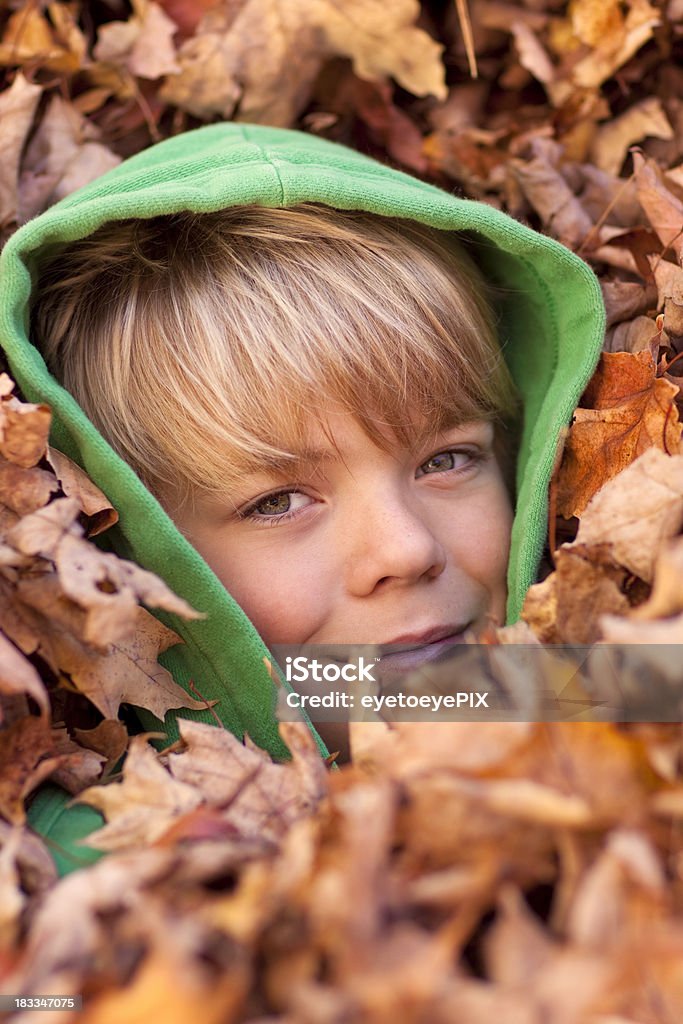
top-left (37, 605), bottom-right (210, 720)
top-left (570, 0), bottom-right (661, 89)
top-left (634, 150), bottom-right (683, 262)
top-left (49, 727), bottom-right (107, 795)
top-left (18, 95), bottom-right (121, 222)
top-left (573, 447), bottom-right (683, 582)
top-left (0, 376), bottom-right (51, 468)
top-left (511, 148), bottom-right (593, 248)
top-left (74, 720), bottom-right (129, 778)
top-left (167, 718), bottom-right (327, 840)
top-left (0, 458), bottom-right (59, 517)
top-left (0, 631), bottom-right (48, 720)
top-left (0, 73), bottom-right (42, 226)
top-left (76, 736), bottom-right (203, 850)
top-left (556, 351), bottom-right (682, 518)
top-left (591, 98), bottom-right (673, 178)
top-left (554, 545), bottom-right (630, 644)
top-left (7, 497), bottom-right (203, 647)
top-left (630, 536), bottom-right (683, 620)
top-left (0, 716), bottom-right (66, 824)
top-left (0, 7), bottom-right (84, 75)
top-left (45, 446), bottom-right (118, 536)
top-left (93, 0), bottom-right (180, 80)
top-left (160, 0), bottom-right (446, 125)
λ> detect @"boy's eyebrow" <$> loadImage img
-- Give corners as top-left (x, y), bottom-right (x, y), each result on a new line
top-left (254, 448), bottom-right (338, 474)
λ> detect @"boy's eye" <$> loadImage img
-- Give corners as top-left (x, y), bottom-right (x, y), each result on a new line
top-left (418, 449), bottom-right (478, 475)
top-left (243, 489), bottom-right (311, 523)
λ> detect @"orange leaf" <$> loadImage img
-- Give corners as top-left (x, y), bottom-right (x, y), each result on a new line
top-left (556, 351), bottom-right (682, 518)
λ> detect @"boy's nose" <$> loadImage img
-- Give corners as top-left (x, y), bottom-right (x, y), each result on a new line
top-left (342, 496), bottom-right (447, 595)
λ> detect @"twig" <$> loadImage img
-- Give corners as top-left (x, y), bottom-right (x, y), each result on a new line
top-left (455, 0), bottom-right (478, 79)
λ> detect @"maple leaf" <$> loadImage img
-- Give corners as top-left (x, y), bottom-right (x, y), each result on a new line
top-left (556, 351), bottom-right (682, 519)
top-left (36, 605), bottom-right (211, 721)
top-left (160, 0), bottom-right (446, 126)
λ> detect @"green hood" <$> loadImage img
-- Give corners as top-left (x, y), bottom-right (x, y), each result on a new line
top-left (0, 123), bottom-right (605, 872)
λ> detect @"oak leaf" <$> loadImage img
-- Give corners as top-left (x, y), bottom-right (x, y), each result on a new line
top-left (93, 0), bottom-right (180, 80)
top-left (634, 151), bottom-right (683, 263)
top-left (556, 351), bottom-right (682, 519)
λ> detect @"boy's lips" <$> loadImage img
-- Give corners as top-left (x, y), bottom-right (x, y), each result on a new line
top-left (375, 623), bottom-right (472, 676)
top-left (379, 623), bottom-right (471, 650)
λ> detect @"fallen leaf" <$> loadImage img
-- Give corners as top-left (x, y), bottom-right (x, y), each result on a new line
top-left (0, 631), bottom-right (48, 719)
top-left (511, 148), bottom-right (593, 247)
top-left (36, 605), bottom-right (210, 720)
top-left (0, 73), bottom-right (42, 226)
top-left (556, 351), bottom-right (682, 518)
top-left (0, 458), bottom-right (59, 517)
top-left (570, 0), bottom-right (661, 89)
top-left (18, 95), bottom-right (121, 222)
top-left (591, 97), bottom-right (673, 177)
top-left (573, 447), bottom-right (683, 582)
top-left (161, 0), bottom-right (446, 125)
top-left (76, 736), bottom-right (203, 850)
top-left (634, 150), bottom-right (683, 262)
top-left (0, 716), bottom-right (66, 824)
top-left (94, 0), bottom-right (180, 80)
top-left (7, 497), bottom-right (203, 647)
top-left (74, 720), bottom-right (129, 778)
top-left (167, 718), bottom-right (327, 840)
top-left (631, 536), bottom-right (683, 620)
top-left (45, 446), bottom-right (118, 536)
top-left (0, 381), bottom-right (51, 469)
top-left (0, 7), bottom-right (83, 75)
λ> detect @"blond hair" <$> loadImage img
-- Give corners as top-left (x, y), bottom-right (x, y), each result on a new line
top-left (32, 204), bottom-right (520, 511)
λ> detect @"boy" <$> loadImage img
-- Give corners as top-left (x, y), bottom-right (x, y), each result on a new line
top-left (0, 123), bottom-right (605, 871)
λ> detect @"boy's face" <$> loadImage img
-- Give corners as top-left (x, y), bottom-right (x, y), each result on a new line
top-left (168, 408), bottom-right (513, 652)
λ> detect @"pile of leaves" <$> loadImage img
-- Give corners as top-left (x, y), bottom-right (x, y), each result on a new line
top-left (3, 0), bottom-right (683, 1020)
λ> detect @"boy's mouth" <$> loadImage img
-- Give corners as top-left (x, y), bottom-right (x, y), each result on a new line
top-left (376, 623), bottom-right (471, 675)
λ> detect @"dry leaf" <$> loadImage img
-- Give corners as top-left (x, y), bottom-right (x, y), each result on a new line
top-left (36, 605), bottom-right (210, 720)
top-left (573, 447), bottom-right (683, 582)
top-left (45, 446), bottom-right (118, 536)
top-left (18, 95), bottom-right (121, 222)
top-left (556, 351), bottom-right (682, 518)
top-left (76, 736), bottom-right (203, 850)
top-left (633, 150), bottom-right (683, 262)
top-left (0, 631), bottom-right (48, 719)
top-left (0, 74), bottom-right (42, 226)
top-left (0, 379), bottom-right (51, 469)
top-left (0, 716), bottom-right (67, 824)
top-left (591, 97), bottom-right (673, 177)
top-left (161, 0), bottom-right (446, 125)
top-left (0, 457), bottom-right (60, 517)
top-left (94, 0), bottom-right (180, 80)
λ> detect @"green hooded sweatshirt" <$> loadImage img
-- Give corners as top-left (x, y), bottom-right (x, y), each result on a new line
top-left (0, 123), bottom-right (605, 875)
